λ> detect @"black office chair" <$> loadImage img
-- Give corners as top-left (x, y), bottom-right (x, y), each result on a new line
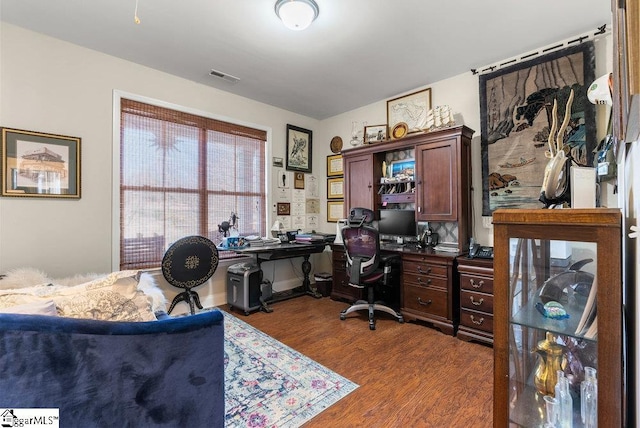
top-left (339, 208), bottom-right (404, 330)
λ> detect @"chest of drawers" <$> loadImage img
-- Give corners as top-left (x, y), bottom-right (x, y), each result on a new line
top-left (401, 252), bottom-right (456, 335)
top-left (456, 256), bottom-right (494, 345)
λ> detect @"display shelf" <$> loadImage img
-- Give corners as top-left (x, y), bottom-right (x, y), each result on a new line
top-left (510, 295), bottom-right (595, 343)
top-left (493, 208), bottom-right (622, 428)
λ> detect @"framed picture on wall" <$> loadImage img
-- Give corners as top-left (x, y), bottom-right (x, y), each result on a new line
top-left (387, 88), bottom-right (432, 134)
top-left (326, 154), bottom-right (343, 177)
top-left (286, 124), bottom-right (312, 173)
top-left (1, 127), bottom-right (81, 199)
top-left (327, 177), bottom-right (344, 199)
top-left (327, 200), bottom-right (344, 222)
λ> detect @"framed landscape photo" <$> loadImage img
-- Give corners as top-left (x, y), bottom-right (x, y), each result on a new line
top-left (285, 124), bottom-right (312, 173)
top-left (387, 88), bottom-right (432, 134)
top-left (1, 127), bottom-right (81, 198)
top-left (364, 124), bottom-right (387, 144)
top-left (326, 154), bottom-right (343, 177)
top-left (327, 177), bottom-right (344, 199)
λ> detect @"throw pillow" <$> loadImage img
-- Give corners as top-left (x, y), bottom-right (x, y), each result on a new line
top-left (0, 299), bottom-right (58, 316)
top-left (0, 271), bottom-right (157, 322)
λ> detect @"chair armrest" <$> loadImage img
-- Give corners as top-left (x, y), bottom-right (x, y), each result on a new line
top-left (380, 253), bottom-right (400, 285)
top-left (380, 253), bottom-right (401, 265)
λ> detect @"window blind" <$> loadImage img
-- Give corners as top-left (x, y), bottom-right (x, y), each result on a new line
top-left (120, 99), bottom-right (266, 269)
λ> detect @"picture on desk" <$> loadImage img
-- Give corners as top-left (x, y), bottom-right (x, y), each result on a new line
top-left (389, 159), bottom-right (415, 178)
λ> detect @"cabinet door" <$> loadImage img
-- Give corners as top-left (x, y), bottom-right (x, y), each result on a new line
top-left (415, 138), bottom-right (457, 222)
top-left (344, 153), bottom-right (374, 213)
top-left (493, 209), bottom-right (622, 428)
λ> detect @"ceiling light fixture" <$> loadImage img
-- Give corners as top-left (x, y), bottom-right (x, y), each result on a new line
top-left (274, 0), bottom-right (319, 31)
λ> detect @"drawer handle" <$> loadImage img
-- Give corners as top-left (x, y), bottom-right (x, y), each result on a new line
top-left (470, 315), bottom-right (484, 325)
top-left (417, 297), bottom-right (432, 306)
top-left (417, 267), bottom-right (431, 274)
top-left (470, 296), bottom-right (484, 306)
top-left (418, 277), bottom-right (432, 285)
top-left (469, 279), bottom-right (484, 289)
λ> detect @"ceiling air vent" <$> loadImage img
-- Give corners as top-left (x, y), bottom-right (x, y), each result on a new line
top-left (209, 69), bottom-right (240, 84)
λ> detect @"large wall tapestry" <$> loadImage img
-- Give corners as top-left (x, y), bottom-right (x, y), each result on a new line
top-left (480, 42), bottom-right (595, 215)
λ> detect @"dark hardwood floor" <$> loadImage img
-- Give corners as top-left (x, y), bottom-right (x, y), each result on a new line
top-left (221, 295), bottom-right (493, 427)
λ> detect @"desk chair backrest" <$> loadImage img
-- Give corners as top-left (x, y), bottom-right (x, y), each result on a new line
top-left (342, 208), bottom-right (381, 285)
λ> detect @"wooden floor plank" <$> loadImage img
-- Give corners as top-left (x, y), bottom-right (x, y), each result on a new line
top-left (221, 295), bottom-right (493, 427)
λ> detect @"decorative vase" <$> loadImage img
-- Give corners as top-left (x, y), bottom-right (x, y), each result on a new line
top-left (533, 331), bottom-right (565, 396)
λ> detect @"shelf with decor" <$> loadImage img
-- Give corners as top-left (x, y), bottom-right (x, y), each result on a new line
top-left (378, 179), bottom-right (415, 204)
top-left (493, 208), bottom-right (622, 428)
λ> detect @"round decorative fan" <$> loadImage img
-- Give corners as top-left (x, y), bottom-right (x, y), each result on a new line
top-left (162, 235), bottom-right (219, 314)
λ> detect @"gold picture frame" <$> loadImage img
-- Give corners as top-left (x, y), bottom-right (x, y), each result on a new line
top-left (327, 177), bottom-right (344, 199)
top-left (326, 154), bottom-right (343, 177)
top-left (326, 200), bottom-right (344, 222)
top-left (1, 127), bottom-right (81, 198)
top-left (386, 87), bottom-right (432, 134)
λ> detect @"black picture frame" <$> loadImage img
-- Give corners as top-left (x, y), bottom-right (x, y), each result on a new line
top-left (1, 127), bottom-right (81, 199)
top-left (479, 42), bottom-right (595, 215)
top-left (285, 124), bottom-right (312, 173)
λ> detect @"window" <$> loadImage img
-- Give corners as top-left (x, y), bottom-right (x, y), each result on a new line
top-left (120, 99), bottom-right (266, 269)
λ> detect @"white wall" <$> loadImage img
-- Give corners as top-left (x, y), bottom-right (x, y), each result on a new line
top-left (0, 23), bottom-right (330, 307)
top-left (0, 23), bottom-right (615, 306)
top-left (316, 36), bottom-right (615, 246)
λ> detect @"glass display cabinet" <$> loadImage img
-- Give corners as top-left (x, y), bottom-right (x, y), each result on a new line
top-left (492, 209), bottom-right (623, 427)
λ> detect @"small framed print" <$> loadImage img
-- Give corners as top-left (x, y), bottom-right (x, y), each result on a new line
top-left (1, 127), bottom-right (81, 198)
top-left (327, 200), bottom-right (344, 222)
top-left (277, 202), bottom-right (290, 215)
top-left (294, 172), bottom-right (305, 189)
top-left (326, 154), bottom-right (343, 177)
top-left (364, 124), bottom-right (387, 144)
top-left (327, 177), bottom-right (344, 199)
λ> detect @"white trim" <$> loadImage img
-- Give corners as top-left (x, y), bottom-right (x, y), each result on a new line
top-left (111, 90), bottom-right (272, 272)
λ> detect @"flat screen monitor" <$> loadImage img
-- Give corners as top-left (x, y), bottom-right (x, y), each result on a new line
top-left (377, 209), bottom-right (416, 238)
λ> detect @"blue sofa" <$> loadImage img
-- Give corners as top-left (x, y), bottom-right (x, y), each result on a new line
top-left (0, 309), bottom-right (225, 427)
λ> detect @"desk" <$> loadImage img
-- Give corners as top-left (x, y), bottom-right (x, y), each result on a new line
top-left (234, 242), bottom-right (327, 306)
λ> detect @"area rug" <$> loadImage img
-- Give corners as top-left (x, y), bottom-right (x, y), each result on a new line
top-left (222, 311), bottom-right (358, 427)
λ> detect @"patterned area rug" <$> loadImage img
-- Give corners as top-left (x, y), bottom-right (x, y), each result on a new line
top-left (223, 311), bottom-right (358, 427)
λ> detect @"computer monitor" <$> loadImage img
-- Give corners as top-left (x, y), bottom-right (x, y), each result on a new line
top-left (377, 209), bottom-right (416, 239)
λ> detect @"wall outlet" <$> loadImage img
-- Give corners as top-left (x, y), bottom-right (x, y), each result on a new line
top-left (482, 216), bottom-right (493, 229)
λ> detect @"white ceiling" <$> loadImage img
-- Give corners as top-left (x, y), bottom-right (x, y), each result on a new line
top-left (0, 0), bottom-right (612, 120)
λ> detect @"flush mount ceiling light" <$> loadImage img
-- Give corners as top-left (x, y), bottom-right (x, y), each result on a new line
top-left (274, 0), bottom-right (319, 31)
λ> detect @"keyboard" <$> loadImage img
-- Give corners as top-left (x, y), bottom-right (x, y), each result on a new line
top-left (381, 242), bottom-right (405, 250)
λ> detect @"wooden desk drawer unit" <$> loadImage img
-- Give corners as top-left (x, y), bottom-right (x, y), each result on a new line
top-left (459, 308), bottom-right (494, 334)
top-left (401, 253), bottom-right (456, 335)
top-left (456, 256), bottom-right (494, 345)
